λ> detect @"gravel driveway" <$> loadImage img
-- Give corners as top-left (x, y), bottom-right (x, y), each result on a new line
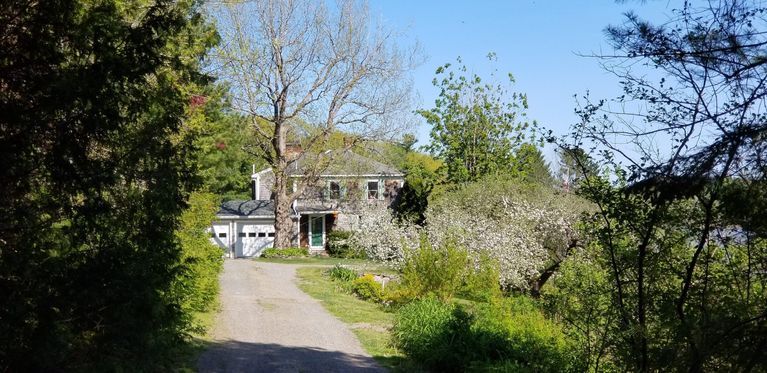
top-left (197, 260), bottom-right (384, 372)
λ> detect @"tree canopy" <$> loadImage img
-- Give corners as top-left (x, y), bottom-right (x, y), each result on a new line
top-left (419, 55), bottom-right (535, 184)
top-left (0, 0), bottom-right (218, 369)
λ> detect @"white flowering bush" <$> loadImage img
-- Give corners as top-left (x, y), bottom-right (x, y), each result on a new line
top-left (425, 177), bottom-right (589, 290)
top-left (347, 204), bottom-right (419, 265)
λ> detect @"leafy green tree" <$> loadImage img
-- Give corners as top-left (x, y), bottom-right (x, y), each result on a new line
top-left (419, 55), bottom-right (535, 184)
top-left (212, 0), bottom-right (418, 248)
top-left (394, 152), bottom-right (444, 225)
top-left (0, 0), bottom-right (217, 369)
top-left (554, 2), bottom-right (767, 370)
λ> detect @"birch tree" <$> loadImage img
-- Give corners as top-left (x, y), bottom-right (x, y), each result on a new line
top-left (211, 0), bottom-right (417, 248)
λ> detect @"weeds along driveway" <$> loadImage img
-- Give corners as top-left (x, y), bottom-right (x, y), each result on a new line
top-left (197, 260), bottom-right (384, 373)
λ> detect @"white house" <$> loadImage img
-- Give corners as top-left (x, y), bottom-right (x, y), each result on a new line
top-left (210, 149), bottom-right (404, 258)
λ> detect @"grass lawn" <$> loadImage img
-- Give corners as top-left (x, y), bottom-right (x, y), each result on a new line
top-left (257, 256), bottom-right (398, 275)
top-left (296, 267), bottom-right (421, 372)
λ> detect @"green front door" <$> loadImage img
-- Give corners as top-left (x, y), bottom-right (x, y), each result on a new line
top-left (310, 216), bottom-right (324, 248)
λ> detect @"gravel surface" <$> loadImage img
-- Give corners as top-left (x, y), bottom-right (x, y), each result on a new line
top-left (197, 260), bottom-right (384, 372)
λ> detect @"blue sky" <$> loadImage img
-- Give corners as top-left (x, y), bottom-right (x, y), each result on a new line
top-left (369, 0), bottom-right (674, 159)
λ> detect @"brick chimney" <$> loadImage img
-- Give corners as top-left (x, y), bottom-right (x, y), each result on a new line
top-left (285, 143), bottom-right (302, 160)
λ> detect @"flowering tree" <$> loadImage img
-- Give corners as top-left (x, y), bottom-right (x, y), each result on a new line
top-left (426, 177), bottom-right (589, 291)
top-left (347, 204), bottom-right (420, 265)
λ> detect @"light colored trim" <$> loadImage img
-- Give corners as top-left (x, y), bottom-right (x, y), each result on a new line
top-left (297, 210), bottom-right (337, 214)
top-left (228, 220), bottom-right (233, 258)
top-left (255, 174), bottom-right (261, 200)
top-left (366, 179), bottom-right (382, 200)
top-left (307, 214), bottom-right (325, 250)
top-left (327, 179), bottom-right (341, 199)
top-left (253, 167), bottom-right (273, 175)
top-left (289, 174), bottom-right (404, 178)
top-left (216, 214), bottom-right (275, 219)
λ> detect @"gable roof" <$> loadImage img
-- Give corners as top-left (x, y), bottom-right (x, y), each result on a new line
top-left (286, 149), bottom-right (403, 177)
top-left (218, 200), bottom-right (274, 217)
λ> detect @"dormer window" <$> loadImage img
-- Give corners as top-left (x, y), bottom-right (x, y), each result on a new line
top-left (329, 181), bottom-right (341, 199)
top-left (367, 180), bottom-right (379, 200)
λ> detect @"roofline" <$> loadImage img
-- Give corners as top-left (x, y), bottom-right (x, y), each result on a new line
top-left (288, 174), bottom-right (404, 178)
top-left (254, 168), bottom-right (403, 178)
top-left (215, 214), bottom-right (275, 219)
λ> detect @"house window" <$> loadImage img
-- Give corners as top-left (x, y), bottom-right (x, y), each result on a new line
top-left (238, 232), bottom-right (246, 238)
top-left (258, 232), bottom-right (266, 238)
top-left (367, 180), bottom-right (379, 200)
top-left (267, 232), bottom-right (275, 237)
top-left (328, 180), bottom-right (341, 199)
top-left (248, 232), bottom-right (256, 237)
top-left (218, 232), bottom-right (227, 238)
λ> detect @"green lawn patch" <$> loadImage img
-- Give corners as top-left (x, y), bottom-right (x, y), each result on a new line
top-left (296, 267), bottom-right (420, 372)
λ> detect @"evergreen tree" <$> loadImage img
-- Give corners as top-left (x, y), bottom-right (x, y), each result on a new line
top-left (0, 0), bottom-right (216, 369)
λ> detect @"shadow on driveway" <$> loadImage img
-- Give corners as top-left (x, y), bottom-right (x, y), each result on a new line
top-left (197, 339), bottom-right (385, 372)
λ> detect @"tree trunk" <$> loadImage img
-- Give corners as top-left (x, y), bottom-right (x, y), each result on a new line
top-left (272, 169), bottom-right (294, 248)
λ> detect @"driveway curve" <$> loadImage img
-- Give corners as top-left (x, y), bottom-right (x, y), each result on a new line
top-left (197, 260), bottom-right (384, 372)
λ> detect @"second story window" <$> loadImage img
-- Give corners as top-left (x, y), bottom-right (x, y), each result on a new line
top-left (329, 181), bottom-right (341, 199)
top-left (367, 180), bottom-right (379, 200)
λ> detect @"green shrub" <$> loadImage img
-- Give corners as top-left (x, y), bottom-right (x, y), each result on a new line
top-left (392, 298), bottom-right (472, 372)
top-left (461, 251), bottom-right (503, 302)
top-left (399, 238), bottom-right (469, 301)
top-left (471, 297), bottom-right (583, 372)
top-left (392, 296), bottom-right (582, 372)
top-left (327, 264), bottom-right (357, 282)
top-left (327, 230), bottom-right (365, 258)
top-left (260, 247), bottom-right (309, 258)
top-left (172, 192), bottom-right (224, 332)
top-left (351, 274), bottom-right (383, 301)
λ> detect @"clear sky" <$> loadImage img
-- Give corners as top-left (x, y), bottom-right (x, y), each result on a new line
top-left (368, 0), bottom-right (674, 159)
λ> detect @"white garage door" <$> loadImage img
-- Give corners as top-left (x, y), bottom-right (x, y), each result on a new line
top-left (210, 223), bottom-right (230, 253)
top-left (235, 223), bottom-right (275, 257)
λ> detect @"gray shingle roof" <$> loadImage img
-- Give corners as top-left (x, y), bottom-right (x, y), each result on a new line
top-left (218, 200), bottom-right (274, 217)
top-left (286, 150), bottom-right (402, 176)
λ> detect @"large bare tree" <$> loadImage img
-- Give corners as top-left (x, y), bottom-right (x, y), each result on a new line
top-left (210, 0), bottom-right (417, 248)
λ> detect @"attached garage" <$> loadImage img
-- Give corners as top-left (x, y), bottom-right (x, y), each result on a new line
top-left (235, 221), bottom-right (275, 257)
top-left (212, 200), bottom-right (276, 258)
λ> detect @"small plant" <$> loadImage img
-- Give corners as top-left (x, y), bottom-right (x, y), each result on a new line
top-left (351, 274), bottom-right (383, 301)
top-left (260, 247), bottom-right (309, 258)
top-left (327, 264), bottom-right (357, 282)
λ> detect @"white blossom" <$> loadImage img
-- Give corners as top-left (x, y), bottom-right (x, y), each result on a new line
top-left (347, 205), bottom-right (419, 265)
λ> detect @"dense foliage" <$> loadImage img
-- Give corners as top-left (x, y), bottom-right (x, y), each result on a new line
top-left (171, 192), bottom-right (224, 334)
top-left (426, 177), bottom-right (590, 291)
top-left (0, 0), bottom-right (220, 369)
top-left (419, 55), bottom-right (535, 184)
top-left (327, 230), bottom-right (363, 258)
top-left (392, 297), bottom-right (581, 372)
top-left (351, 274), bottom-right (384, 302)
top-left (550, 1), bottom-right (767, 370)
top-left (260, 247), bottom-right (309, 258)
